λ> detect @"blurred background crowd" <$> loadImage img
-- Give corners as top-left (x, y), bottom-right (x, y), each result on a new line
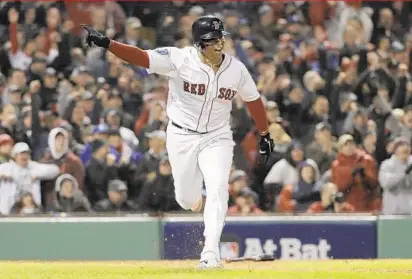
top-left (0, 0), bottom-right (412, 216)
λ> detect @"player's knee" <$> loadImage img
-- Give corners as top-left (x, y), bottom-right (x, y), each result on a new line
top-left (175, 192), bottom-right (196, 210)
top-left (205, 183), bottom-right (229, 203)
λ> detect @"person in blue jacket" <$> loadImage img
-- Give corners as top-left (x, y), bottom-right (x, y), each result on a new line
top-left (80, 124), bottom-right (118, 165)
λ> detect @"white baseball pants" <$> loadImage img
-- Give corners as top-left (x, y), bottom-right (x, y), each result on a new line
top-left (166, 123), bottom-right (235, 262)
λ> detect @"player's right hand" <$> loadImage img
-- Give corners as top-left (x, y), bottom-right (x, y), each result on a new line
top-left (81, 24), bottom-right (110, 49)
top-left (258, 133), bottom-right (274, 165)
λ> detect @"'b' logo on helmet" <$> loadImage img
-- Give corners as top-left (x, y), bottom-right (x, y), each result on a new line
top-left (212, 21), bottom-right (220, 30)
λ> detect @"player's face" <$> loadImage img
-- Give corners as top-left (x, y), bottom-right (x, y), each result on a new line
top-left (202, 36), bottom-right (225, 59)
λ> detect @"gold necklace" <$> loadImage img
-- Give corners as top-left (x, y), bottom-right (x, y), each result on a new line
top-left (200, 52), bottom-right (223, 68)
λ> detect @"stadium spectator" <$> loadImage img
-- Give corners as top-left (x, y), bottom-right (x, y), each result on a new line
top-left (137, 156), bottom-right (179, 212)
top-left (307, 182), bottom-right (355, 213)
top-left (228, 170), bottom-right (257, 207)
top-left (134, 130), bottom-right (167, 192)
top-left (379, 137), bottom-right (412, 215)
top-left (49, 174), bottom-right (92, 213)
top-left (228, 187), bottom-right (264, 216)
top-left (85, 139), bottom-right (118, 205)
top-left (0, 134), bottom-right (14, 163)
top-left (40, 127), bottom-right (84, 207)
top-left (263, 141), bottom-right (306, 209)
top-left (331, 134), bottom-right (381, 212)
top-left (277, 160), bottom-right (320, 213)
top-left (0, 1), bottom-right (412, 215)
top-left (94, 179), bottom-right (138, 212)
top-left (305, 122), bottom-right (337, 175)
top-left (10, 192), bottom-right (42, 215)
top-left (0, 142), bottom-right (60, 215)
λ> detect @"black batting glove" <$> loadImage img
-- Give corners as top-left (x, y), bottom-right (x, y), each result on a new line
top-left (258, 133), bottom-right (274, 165)
top-left (81, 24), bottom-right (110, 49)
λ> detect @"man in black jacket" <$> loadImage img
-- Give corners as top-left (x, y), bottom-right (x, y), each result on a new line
top-left (137, 156), bottom-right (180, 212)
top-left (94, 179), bottom-right (138, 212)
top-left (85, 139), bottom-right (118, 205)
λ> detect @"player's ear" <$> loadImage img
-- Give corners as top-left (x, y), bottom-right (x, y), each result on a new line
top-left (197, 42), bottom-right (206, 49)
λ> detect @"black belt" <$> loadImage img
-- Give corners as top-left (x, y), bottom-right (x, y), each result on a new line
top-left (171, 122), bottom-right (207, 134)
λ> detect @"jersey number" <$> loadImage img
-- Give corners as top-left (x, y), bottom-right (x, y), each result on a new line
top-left (218, 87), bottom-right (237, 101)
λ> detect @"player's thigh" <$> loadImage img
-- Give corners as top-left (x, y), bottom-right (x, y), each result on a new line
top-left (198, 140), bottom-right (234, 193)
top-left (166, 130), bottom-right (203, 196)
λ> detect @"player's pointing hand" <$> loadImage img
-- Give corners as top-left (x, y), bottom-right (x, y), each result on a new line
top-left (81, 24), bottom-right (110, 49)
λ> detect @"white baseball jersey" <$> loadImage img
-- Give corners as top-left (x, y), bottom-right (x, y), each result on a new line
top-left (146, 46), bottom-right (260, 133)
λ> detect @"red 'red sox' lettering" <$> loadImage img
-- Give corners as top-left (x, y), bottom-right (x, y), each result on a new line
top-left (218, 87), bottom-right (237, 100)
top-left (183, 81), bottom-right (206, 95)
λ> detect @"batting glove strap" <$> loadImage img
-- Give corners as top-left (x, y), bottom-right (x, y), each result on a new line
top-left (259, 133), bottom-right (274, 156)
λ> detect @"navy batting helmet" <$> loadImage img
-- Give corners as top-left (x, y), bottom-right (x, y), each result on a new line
top-left (192, 15), bottom-right (229, 46)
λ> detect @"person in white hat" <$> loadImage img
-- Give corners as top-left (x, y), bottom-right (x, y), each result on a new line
top-left (0, 142), bottom-right (60, 215)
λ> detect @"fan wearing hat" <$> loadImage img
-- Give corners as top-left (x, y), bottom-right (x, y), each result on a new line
top-left (379, 137), bottom-right (412, 214)
top-left (134, 130), bottom-right (167, 189)
top-left (264, 101), bottom-right (280, 124)
top-left (93, 179), bottom-right (138, 212)
top-left (331, 134), bottom-right (381, 212)
top-left (305, 122), bottom-right (337, 174)
top-left (107, 128), bottom-right (143, 168)
top-left (80, 124), bottom-right (116, 165)
top-left (38, 67), bottom-right (59, 111)
top-left (84, 139), bottom-right (119, 205)
top-left (228, 170), bottom-right (249, 204)
top-left (0, 142), bottom-right (60, 215)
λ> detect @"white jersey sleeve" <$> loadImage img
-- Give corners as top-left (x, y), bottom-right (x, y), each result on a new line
top-left (237, 64), bottom-right (260, 102)
top-left (146, 47), bottom-right (178, 77)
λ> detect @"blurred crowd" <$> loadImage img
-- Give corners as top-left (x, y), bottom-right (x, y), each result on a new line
top-left (0, 1), bottom-right (412, 216)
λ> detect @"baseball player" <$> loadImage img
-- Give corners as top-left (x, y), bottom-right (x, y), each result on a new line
top-left (82, 15), bottom-right (274, 269)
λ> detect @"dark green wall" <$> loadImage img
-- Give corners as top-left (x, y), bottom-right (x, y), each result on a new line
top-left (0, 220), bottom-right (161, 260)
top-left (378, 217), bottom-right (412, 258)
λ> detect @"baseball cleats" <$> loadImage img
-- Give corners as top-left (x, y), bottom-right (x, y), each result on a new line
top-left (191, 197), bottom-right (204, 212)
top-left (199, 259), bottom-right (223, 269)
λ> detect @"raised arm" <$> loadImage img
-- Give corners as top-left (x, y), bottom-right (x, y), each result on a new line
top-left (82, 24), bottom-right (149, 68)
top-left (81, 24), bottom-right (177, 77)
top-left (8, 8), bottom-right (19, 55)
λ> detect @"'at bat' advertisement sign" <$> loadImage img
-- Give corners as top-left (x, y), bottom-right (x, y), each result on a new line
top-left (162, 218), bottom-right (377, 260)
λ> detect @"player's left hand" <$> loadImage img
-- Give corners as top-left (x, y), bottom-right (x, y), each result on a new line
top-left (258, 133), bottom-right (274, 165)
